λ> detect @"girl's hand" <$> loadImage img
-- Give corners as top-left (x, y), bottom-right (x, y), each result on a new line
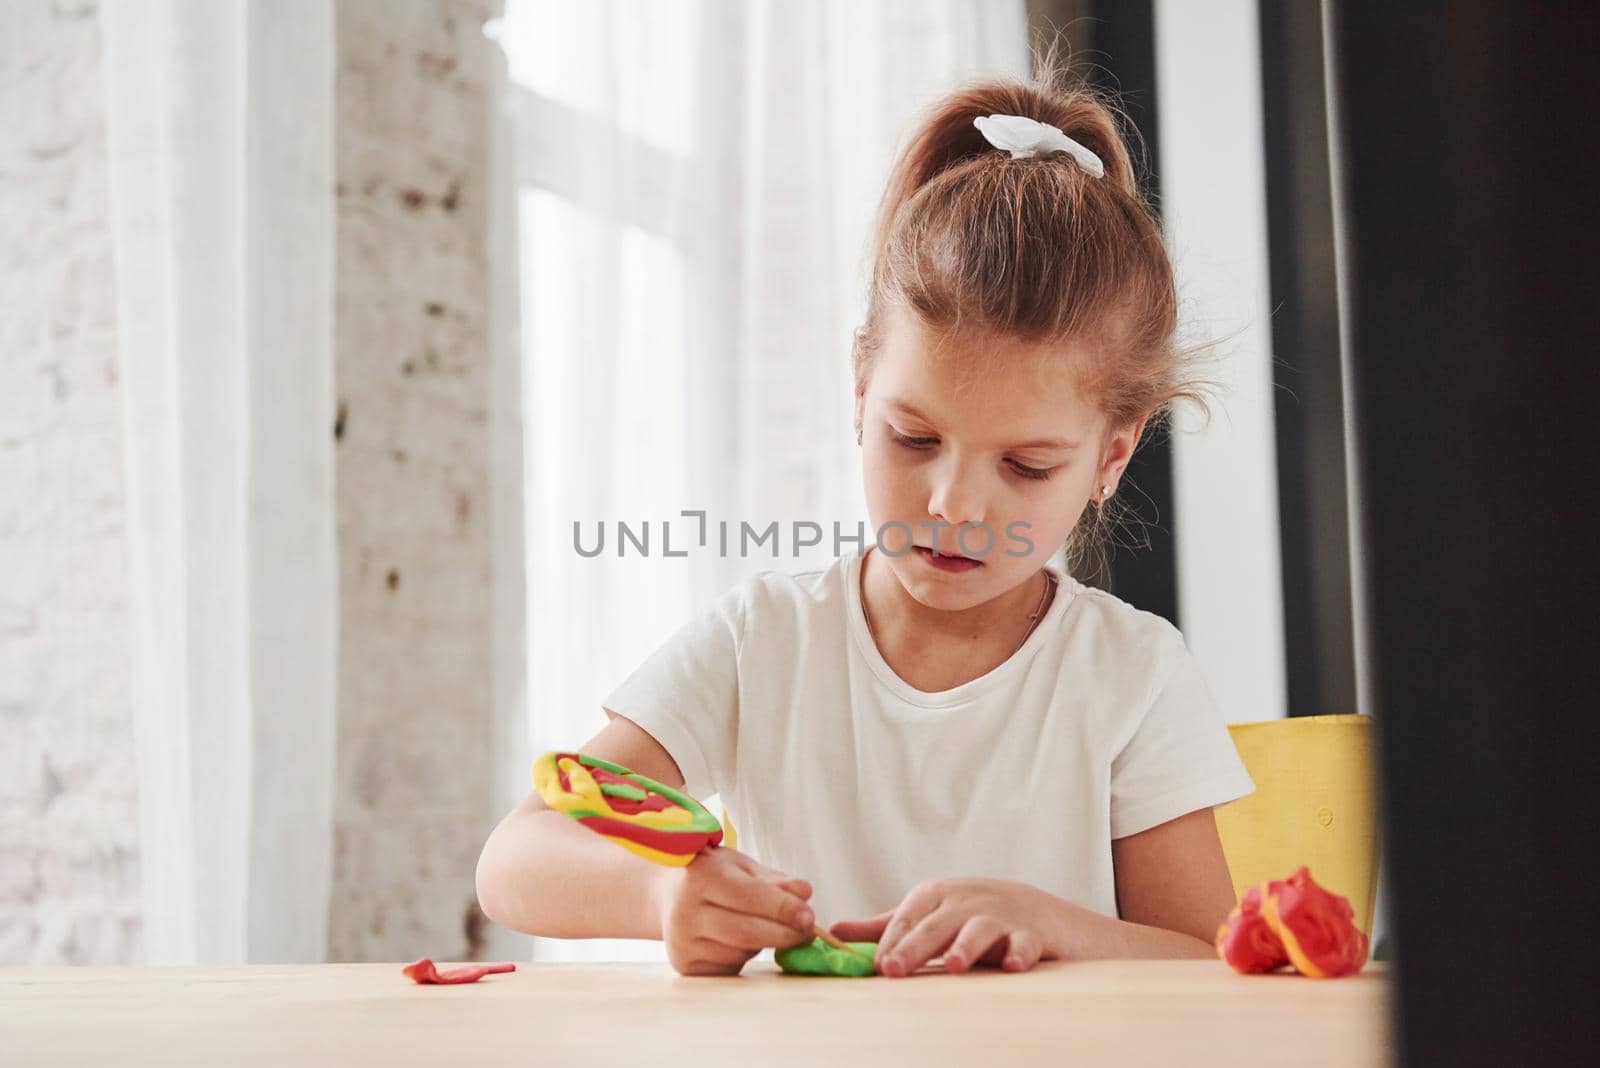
top-left (830, 877), bottom-right (1063, 978)
top-left (650, 846), bottom-right (816, 977)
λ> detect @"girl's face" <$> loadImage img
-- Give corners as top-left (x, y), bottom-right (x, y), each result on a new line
top-left (855, 304), bottom-right (1142, 612)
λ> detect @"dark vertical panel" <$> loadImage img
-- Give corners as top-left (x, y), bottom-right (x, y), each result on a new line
top-left (1025, 0), bottom-right (1095, 59)
top-left (1073, 0), bottom-right (1180, 625)
top-left (1329, 2), bottom-right (1600, 1063)
top-left (1259, 1), bottom-right (1357, 717)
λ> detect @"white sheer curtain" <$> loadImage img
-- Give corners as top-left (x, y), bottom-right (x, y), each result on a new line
top-left (492, 0), bottom-right (1028, 962)
top-left (99, 0), bottom-right (338, 965)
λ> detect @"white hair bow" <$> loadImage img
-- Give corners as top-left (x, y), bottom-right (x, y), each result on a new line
top-left (972, 114), bottom-right (1105, 178)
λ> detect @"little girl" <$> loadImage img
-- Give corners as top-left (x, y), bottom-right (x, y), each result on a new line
top-left (477, 72), bottom-right (1253, 978)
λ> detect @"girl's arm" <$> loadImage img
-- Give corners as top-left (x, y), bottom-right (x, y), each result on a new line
top-left (474, 713), bottom-right (685, 939)
top-left (475, 712), bottom-right (815, 975)
top-left (1066, 806), bottom-right (1236, 958)
top-left (832, 808), bottom-right (1238, 973)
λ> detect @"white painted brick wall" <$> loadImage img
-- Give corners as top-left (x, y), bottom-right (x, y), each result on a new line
top-left (0, 0), bottom-right (143, 966)
top-left (328, 0), bottom-right (500, 963)
top-left (1, 0), bottom-right (503, 964)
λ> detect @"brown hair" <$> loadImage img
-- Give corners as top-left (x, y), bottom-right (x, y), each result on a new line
top-left (854, 65), bottom-right (1213, 583)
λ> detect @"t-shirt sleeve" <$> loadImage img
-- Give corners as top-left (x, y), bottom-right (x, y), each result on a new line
top-left (599, 587), bottom-right (744, 802)
top-left (1109, 644), bottom-right (1255, 839)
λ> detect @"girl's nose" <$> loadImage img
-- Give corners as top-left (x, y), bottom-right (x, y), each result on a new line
top-left (926, 465), bottom-right (986, 533)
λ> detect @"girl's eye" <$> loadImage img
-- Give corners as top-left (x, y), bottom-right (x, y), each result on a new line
top-left (1007, 461), bottom-right (1054, 481)
top-left (892, 431), bottom-right (1055, 480)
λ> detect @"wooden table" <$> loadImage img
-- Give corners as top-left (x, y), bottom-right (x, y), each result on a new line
top-left (1, 959), bottom-right (1392, 1067)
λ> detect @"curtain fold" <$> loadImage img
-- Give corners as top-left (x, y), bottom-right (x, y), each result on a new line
top-left (494, 0), bottom-right (1029, 963)
top-left (99, 0), bottom-right (338, 965)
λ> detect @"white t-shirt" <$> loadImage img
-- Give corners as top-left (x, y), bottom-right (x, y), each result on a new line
top-left (601, 550), bottom-right (1253, 925)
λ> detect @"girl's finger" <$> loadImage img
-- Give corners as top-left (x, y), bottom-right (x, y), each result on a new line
top-left (775, 876), bottom-right (814, 900)
top-left (701, 902), bottom-right (817, 952)
top-left (942, 915), bottom-right (1009, 974)
top-left (1001, 928), bottom-right (1045, 972)
top-left (876, 889), bottom-right (941, 966)
top-left (828, 909), bottom-right (894, 942)
top-left (705, 870), bottom-right (813, 931)
top-left (736, 853), bottom-right (808, 890)
top-left (879, 907), bottom-right (962, 978)
top-left (733, 855), bottom-right (815, 903)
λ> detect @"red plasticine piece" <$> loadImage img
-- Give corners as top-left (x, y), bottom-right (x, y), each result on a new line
top-left (402, 957), bottom-right (517, 985)
top-left (1215, 883), bottom-right (1290, 973)
top-left (1215, 867), bottom-right (1369, 978)
top-left (1266, 867), bottom-right (1370, 978)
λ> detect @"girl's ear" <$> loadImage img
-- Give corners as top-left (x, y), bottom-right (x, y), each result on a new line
top-left (1099, 413), bottom-right (1151, 488)
top-left (1128, 412), bottom-right (1152, 451)
top-left (853, 360), bottom-right (869, 435)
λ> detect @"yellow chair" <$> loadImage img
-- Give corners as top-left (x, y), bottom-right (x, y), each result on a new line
top-left (1214, 713), bottom-right (1380, 935)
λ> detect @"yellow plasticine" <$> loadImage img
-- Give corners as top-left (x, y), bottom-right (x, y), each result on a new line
top-left (556, 757), bottom-right (603, 806)
top-left (533, 757), bottom-right (586, 815)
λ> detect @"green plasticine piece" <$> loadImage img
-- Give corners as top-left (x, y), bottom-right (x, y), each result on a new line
top-left (598, 781), bottom-right (648, 801)
top-left (775, 939), bottom-right (878, 977)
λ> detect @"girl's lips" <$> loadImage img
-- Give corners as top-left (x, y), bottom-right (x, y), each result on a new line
top-left (913, 545), bottom-right (983, 572)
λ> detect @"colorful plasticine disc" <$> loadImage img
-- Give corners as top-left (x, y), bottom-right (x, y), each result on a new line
top-left (532, 751), bottom-right (724, 867)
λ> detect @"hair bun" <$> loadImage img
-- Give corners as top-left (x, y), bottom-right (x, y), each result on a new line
top-left (971, 114), bottom-right (1106, 176)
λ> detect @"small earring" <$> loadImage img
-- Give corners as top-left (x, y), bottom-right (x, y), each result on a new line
top-left (855, 424), bottom-right (863, 445)
top-left (1101, 484), bottom-right (1112, 498)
